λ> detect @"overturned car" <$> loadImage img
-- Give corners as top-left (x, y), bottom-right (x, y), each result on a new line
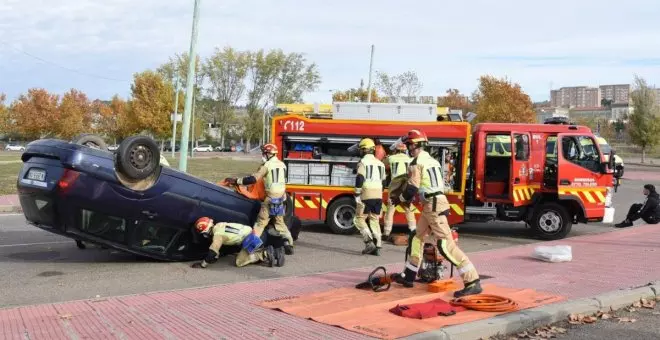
top-left (16, 134), bottom-right (301, 261)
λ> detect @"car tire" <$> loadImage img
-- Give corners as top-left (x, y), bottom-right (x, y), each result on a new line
top-left (115, 135), bottom-right (160, 180)
top-left (326, 196), bottom-right (357, 235)
top-left (72, 133), bottom-right (108, 151)
top-left (530, 202), bottom-right (572, 240)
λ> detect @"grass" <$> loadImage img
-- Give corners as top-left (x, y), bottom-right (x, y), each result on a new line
top-left (0, 157), bottom-right (261, 197)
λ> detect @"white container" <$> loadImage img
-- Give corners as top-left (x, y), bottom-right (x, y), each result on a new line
top-left (287, 174), bottom-right (307, 185)
top-left (332, 102), bottom-right (437, 122)
top-left (309, 175), bottom-right (330, 185)
top-left (332, 164), bottom-right (354, 175)
top-left (308, 163), bottom-right (330, 176)
top-left (331, 175), bottom-right (356, 187)
top-left (288, 163), bottom-right (309, 176)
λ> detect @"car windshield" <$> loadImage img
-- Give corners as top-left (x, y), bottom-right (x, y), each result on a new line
top-left (599, 143), bottom-right (611, 154)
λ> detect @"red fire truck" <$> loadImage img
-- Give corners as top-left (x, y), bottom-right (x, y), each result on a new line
top-left (271, 103), bottom-right (616, 240)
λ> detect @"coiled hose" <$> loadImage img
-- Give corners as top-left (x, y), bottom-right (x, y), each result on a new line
top-left (450, 294), bottom-right (519, 312)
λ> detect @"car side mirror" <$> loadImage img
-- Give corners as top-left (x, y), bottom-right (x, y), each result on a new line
top-left (608, 149), bottom-right (616, 170)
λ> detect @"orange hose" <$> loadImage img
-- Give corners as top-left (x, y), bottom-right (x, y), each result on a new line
top-left (450, 294), bottom-right (519, 312)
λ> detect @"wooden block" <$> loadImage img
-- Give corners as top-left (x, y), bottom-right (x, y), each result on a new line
top-left (428, 279), bottom-right (460, 293)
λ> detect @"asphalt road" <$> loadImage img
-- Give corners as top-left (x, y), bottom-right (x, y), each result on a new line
top-left (0, 174), bottom-right (654, 308)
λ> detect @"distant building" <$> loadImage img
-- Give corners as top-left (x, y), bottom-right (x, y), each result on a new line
top-left (569, 107), bottom-right (612, 121)
top-left (536, 107), bottom-right (569, 123)
top-left (550, 86), bottom-right (601, 108)
top-left (599, 84), bottom-right (630, 105)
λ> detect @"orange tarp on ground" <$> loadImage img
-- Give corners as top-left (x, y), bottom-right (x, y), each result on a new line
top-left (259, 282), bottom-right (565, 339)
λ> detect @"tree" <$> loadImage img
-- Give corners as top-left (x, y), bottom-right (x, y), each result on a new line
top-left (437, 88), bottom-right (473, 114)
top-left (471, 75), bottom-right (535, 123)
top-left (10, 88), bottom-right (60, 139)
top-left (332, 86), bottom-right (381, 103)
top-left (0, 93), bottom-right (10, 136)
top-left (373, 70), bottom-right (423, 103)
top-left (156, 52), bottom-right (205, 96)
top-left (203, 46), bottom-right (251, 147)
top-left (56, 89), bottom-right (92, 139)
top-left (244, 48), bottom-right (321, 148)
top-left (129, 70), bottom-right (175, 138)
top-left (628, 74), bottom-right (660, 163)
top-left (95, 95), bottom-right (135, 141)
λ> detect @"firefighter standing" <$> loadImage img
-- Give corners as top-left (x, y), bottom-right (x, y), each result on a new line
top-left (354, 138), bottom-right (387, 256)
top-left (391, 129), bottom-right (482, 298)
top-left (190, 217), bottom-right (285, 268)
top-left (226, 144), bottom-right (294, 255)
top-left (383, 142), bottom-right (416, 240)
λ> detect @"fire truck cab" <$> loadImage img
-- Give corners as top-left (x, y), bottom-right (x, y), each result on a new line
top-left (271, 102), bottom-right (616, 240)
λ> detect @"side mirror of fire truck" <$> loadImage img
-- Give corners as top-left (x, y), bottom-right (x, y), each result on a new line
top-left (607, 149), bottom-right (616, 172)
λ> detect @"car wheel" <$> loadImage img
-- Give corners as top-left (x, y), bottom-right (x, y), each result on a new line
top-left (72, 133), bottom-right (108, 151)
top-left (531, 202), bottom-right (572, 240)
top-left (326, 197), bottom-right (357, 235)
top-left (115, 135), bottom-right (160, 180)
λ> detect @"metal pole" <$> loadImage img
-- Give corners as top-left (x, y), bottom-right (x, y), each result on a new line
top-left (178, 0), bottom-right (201, 172)
top-left (366, 44), bottom-right (375, 103)
top-left (190, 94), bottom-right (196, 158)
top-left (171, 77), bottom-right (180, 158)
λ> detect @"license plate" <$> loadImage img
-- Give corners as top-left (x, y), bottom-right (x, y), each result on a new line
top-left (27, 169), bottom-right (46, 181)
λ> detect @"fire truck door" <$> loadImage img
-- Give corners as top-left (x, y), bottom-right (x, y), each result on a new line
top-left (556, 133), bottom-right (610, 219)
top-left (510, 132), bottom-right (532, 207)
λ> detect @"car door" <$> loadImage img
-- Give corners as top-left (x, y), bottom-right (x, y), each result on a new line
top-left (556, 133), bottom-right (610, 219)
top-left (510, 132), bottom-right (532, 207)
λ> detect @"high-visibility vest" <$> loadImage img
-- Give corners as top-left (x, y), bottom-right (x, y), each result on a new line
top-left (264, 157), bottom-right (287, 192)
top-left (360, 154), bottom-right (386, 190)
top-left (415, 151), bottom-right (445, 196)
top-left (388, 153), bottom-right (411, 179)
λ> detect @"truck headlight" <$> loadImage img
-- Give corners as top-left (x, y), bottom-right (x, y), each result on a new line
top-left (605, 187), bottom-right (613, 207)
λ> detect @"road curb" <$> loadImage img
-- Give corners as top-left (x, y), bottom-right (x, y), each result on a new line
top-left (627, 162), bottom-right (660, 168)
top-left (404, 283), bottom-right (659, 340)
top-left (0, 205), bottom-right (21, 214)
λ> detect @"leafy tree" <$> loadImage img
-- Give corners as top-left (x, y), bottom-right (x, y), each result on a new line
top-left (95, 95), bottom-right (135, 141)
top-left (437, 88), bottom-right (473, 114)
top-left (628, 74), bottom-right (660, 163)
top-left (332, 83), bottom-right (382, 102)
top-left (203, 46), bottom-right (250, 147)
top-left (374, 70), bottom-right (423, 103)
top-left (129, 70), bottom-right (175, 138)
top-left (471, 75), bottom-right (535, 123)
top-left (56, 89), bottom-right (92, 139)
top-left (156, 52), bottom-right (205, 96)
top-left (0, 93), bottom-right (11, 136)
top-left (10, 88), bottom-right (60, 139)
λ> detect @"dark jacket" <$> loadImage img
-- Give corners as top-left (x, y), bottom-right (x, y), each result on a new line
top-left (633, 191), bottom-right (660, 224)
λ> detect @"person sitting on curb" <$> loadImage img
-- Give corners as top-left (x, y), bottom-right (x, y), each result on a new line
top-left (615, 184), bottom-right (660, 228)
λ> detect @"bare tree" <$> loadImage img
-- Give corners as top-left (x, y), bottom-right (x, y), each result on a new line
top-left (374, 70), bottom-right (423, 103)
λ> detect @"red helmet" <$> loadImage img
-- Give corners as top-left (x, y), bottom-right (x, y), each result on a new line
top-left (195, 217), bottom-right (213, 234)
top-left (261, 143), bottom-right (278, 155)
top-left (403, 129), bottom-right (428, 145)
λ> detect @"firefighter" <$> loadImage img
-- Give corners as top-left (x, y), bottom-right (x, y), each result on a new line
top-left (354, 138), bottom-right (387, 255)
top-left (225, 143), bottom-right (294, 255)
top-left (615, 184), bottom-right (660, 228)
top-left (391, 129), bottom-right (482, 298)
top-left (190, 217), bottom-right (285, 268)
top-left (383, 142), bottom-right (416, 241)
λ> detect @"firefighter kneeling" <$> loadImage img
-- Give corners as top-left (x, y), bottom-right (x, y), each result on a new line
top-left (391, 129), bottom-right (482, 298)
top-left (190, 217), bottom-right (287, 268)
top-left (225, 143), bottom-right (294, 255)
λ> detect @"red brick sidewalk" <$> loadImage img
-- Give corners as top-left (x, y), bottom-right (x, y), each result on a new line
top-left (0, 195), bottom-right (18, 207)
top-left (1, 224), bottom-right (659, 340)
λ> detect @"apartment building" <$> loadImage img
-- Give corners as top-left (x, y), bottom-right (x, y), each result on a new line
top-left (550, 86), bottom-right (601, 108)
top-left (599, 84), bottom-right (630, 104)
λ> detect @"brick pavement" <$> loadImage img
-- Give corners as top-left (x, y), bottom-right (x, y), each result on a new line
top-left (0, 195), bottom-right (18, 207)
top-left (0, 223), bottom-right (659, 339)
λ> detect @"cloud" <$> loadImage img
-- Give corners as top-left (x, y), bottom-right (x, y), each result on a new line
top-left (1, 0), bottom-right (659, 104)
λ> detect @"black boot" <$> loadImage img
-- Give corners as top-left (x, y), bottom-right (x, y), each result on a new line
top-left (362, 241), bottom-right (377, 254)
top-left (393, 267), bottom-right (416, 288)
top-left (615, 220), bottom-right (633, 228)
top-left (264, 245), bottom-right (275, 267)
top-left (453, 279), bottom-right (483, 298)
top-left (274, 247), bottom-right (286, 267)
top-left (372, 247), bottom-right (381, 256)
top-left (283, 241), bottom-right (294, 255)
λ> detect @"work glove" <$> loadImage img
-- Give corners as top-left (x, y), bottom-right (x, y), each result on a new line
top-left (225, 177), bottom-right (238, 186)
top-left (390, 196), bottom-right (402, 206)
top-left (190, 262), bottom-right (205, 269)
top-left (354, 195), bottom-right (361, 204)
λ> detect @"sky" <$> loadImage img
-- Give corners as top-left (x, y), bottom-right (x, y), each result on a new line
top-left (2, 0), bottom-right (660, 105)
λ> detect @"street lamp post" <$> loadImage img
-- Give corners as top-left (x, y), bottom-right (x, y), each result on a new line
top-left (171, 77), bottom-right (180, 158)
top-left (178, 0), bottom-right (201, 172)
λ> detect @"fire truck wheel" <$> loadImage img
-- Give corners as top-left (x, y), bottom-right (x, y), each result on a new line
top-left (326, 197), bottom-right (357, 235)
top-left (531, 202), bottom-right (572, 240)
